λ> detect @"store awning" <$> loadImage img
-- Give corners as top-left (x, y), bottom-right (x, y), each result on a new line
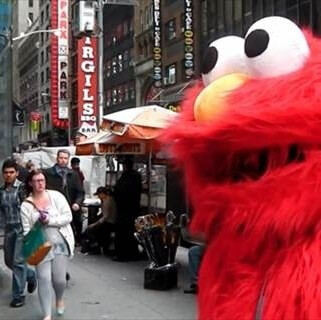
top-left (76, 105), bottom-right (177, 156)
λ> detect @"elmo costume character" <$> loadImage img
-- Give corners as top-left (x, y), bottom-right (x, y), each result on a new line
top-left (163, 16), bottom-right (321, 319)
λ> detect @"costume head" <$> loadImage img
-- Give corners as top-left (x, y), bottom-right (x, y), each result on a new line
top-left (163, 16), bottom-right (321, 319)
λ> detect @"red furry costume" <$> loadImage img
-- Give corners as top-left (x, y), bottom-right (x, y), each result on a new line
top-left (163, 17), bottom-right (321, 319)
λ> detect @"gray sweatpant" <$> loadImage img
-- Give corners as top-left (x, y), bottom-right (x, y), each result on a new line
top-left (35, 255), bottom-right (69, 318)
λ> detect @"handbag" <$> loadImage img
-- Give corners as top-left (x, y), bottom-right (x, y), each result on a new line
top-left (22, 200), bottom-right (52, 265)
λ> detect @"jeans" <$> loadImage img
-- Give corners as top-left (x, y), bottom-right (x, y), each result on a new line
top-left (71, 210), bottom-right (83, 244)
top-left (188, 245), bottom-right (205, 284)
top-left (86, 222), bottom-right (115, 253)
top-left (4, 224), bottom-right (36, 299)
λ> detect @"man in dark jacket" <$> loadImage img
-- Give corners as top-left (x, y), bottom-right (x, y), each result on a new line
top-left (0, 159), bottom-right (37, 307)
top-left (113, 156), bottom-right (142, 261)
top-left (43, 149), bottom-right (85, 244)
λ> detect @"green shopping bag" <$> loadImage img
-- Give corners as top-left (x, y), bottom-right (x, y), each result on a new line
top-left (22, 221), bottom-right (52, 265)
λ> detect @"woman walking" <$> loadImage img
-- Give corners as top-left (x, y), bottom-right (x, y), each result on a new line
top-left (21, 170), bottom-right (74, 320)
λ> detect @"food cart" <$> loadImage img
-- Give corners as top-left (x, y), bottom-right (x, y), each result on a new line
top-left (76, 105), bottom-right (184, 289)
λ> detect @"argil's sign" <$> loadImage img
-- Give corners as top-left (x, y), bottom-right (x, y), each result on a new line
top-left (77, 37), bottom-right (98, 134)
top-left (184, 0), bottom-right (194, 79)
top-left (51, 0), bottom-right (69, 128)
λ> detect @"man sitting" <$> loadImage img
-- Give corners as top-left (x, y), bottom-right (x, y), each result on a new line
top-left (82, 187), bottom-right (117, 255)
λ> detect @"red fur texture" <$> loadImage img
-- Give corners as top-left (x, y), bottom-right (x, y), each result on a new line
top-left (162, 32), bottom-right (321, 319)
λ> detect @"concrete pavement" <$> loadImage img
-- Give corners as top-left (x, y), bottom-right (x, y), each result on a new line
top-left (0, 246), bottom-right (196, 320)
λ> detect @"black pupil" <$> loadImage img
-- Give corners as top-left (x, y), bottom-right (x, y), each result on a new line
top-left (201, 46), bottom-right (218, 75)
top-left (245, 29), bottom-right (270, 58)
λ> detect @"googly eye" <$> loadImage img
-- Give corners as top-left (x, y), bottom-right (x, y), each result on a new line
top-left (201, 36), bottom-right (248, 86)
top-left (244, 16), bottom-right (310, 78)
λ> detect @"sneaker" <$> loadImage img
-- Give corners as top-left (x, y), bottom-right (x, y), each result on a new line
top-left (10, 297), bottom-right (25, 308)
top-left (27, 277), bottom-right (37, 294)
top-left (183, 283), bottom-right (198, 294)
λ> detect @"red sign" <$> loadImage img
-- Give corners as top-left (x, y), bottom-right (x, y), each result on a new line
top-left (50, 0), bottom-right (69, 129)
top-left (77, 37), bottom-right (98, 135)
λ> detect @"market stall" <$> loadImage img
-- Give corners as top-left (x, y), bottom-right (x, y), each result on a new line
top-left (76, 105), bottom-right (182, 289)
top-left (76, 105), bottom-right (177, 212)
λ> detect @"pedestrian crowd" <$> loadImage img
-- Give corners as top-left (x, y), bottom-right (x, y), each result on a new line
top-left (0, 150), bottom-right (198, 320)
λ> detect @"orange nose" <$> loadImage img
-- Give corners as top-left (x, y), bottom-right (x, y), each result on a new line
top-left (194, 73), bottom-right (249, 122)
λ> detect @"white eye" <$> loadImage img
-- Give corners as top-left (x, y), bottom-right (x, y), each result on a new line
top-left (244, 16), bottom-right (310, 78)
top-left (201, 36), bottom-right (248, 86)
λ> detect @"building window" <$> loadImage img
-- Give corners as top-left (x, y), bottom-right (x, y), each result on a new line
top-left (40, 11), bottom-right (44, 26)
top-left (224, 0), bottom-right (233, 32)
top-left (145, 7), bottom-right (150, 29)
top-left (148, 5), bottom-right (153, 27)
top-left (28, 0), bottom-right (33, 7)
top-left (123, 20), bottom-right (128, 36)
top-left (46, 67), bottom-right (50, 81)
top-left (123, 50), bottom-right (129, 69)
top-left (129, 17), bottom-right (134, 32)
top-left (299, 1), bottom-right (312, 26)
top-left (106, 60), bottom-right (111, 77)
top-left (41, 71), bottom-right (44, 85)
top-left (112, 88), bottom-right (117, 104)
top-left (207, 1), bottom-right (216, 38)
top-left (129, 84), bottom-right (135, 100)
top-left (244, 0), bottom-right (253, 31)
top-left (118, 54), bottom-right (123, 72)
top-left (217, 0), bottom-right (224, 30)
top-left (138, 44), bottom-right (143, 60)
top-left (46, 45), bottom-right (50, 62)
top-left (106, 90), bottom-right (111, 106)
top-left (118, 85), bottom-right (123, 103)
top-left (116, 23), bottom-right (124, 40)
top-left (165, 64), bottom-right (176, 85)
top-left (274, 0), bottom-right (286, 15)
top-left (40, 51), bottom-right (44, 65)
top-left (105, 32), bottom-right (112, 47)
top-left (287, 0), bottom-right (298, 5)
top-left (46, 26), bottom-right (49, 41)
top-left (112, 57), bottom-right (117, 75)
top-left (124, 84), bottom-right (129, 101)
top-left (263, 0), bottom-right (273, 15)
top-left (28, 12), bottom-right (33, 23)
top-left (244, 0), bottom-right (252, 13)
top-left (165, 19), bottom-right (176, 41)
top-left (46, 4), bottom-right (50, 20)
top-left (180, 13), bottom-right (185, 33)
top-left (234, 3), bottom-right (243, 35)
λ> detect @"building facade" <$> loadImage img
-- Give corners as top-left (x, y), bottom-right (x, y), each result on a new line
top-left (133, 0), bottom-right (155, 107)
top-left (16, 19), bottom-right (39, 150)
top-left (201, 0), bottom-right (318, 48)
top-left (103, 4), bottom-right (136, 114)
top-left (12, 0), bottom-right (39, 151)
top-left (12, 0), bottom-right (39, 101)
top-left (148, 0), bottom-right (202, 110)
top-left (0, 0), bottom-right (11, 161)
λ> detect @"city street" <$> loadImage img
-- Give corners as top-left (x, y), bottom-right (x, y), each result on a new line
top-left (0, 246), bottom-right (196, 320)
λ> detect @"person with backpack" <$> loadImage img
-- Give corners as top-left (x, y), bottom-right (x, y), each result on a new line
top-left (0, 159), bottom-right (37, 308)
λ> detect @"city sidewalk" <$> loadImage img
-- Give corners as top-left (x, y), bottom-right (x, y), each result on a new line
top-left (0, 246), bottom-right (196, 320)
